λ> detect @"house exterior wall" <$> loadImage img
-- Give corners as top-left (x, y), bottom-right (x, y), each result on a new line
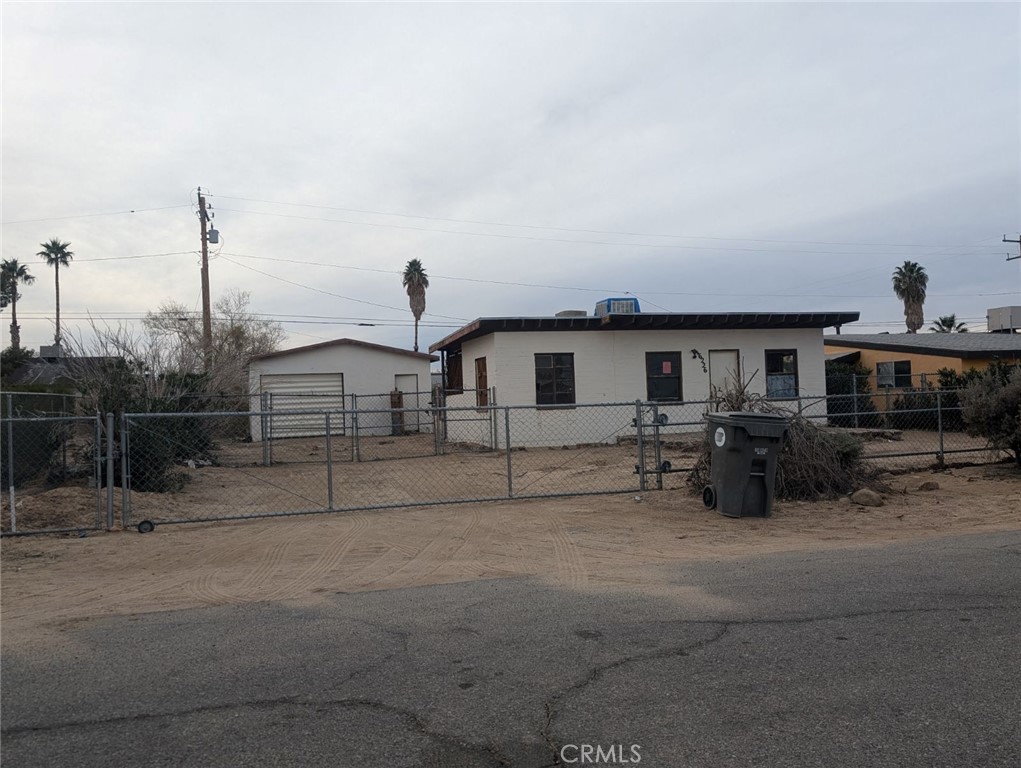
top-left (248, 346), bottom-right (433, 440)
top-left (822, 344), bottom-right (1002, 413)
top-left (447, 328), bottom-right (827, 447)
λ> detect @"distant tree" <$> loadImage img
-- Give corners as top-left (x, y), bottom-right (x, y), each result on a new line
top-left (929, 314), bottom-right (968, 333)
top-left (36, 238), bottom-right (74, 345)
top-left (892, 261), bottom-right (928, 334)
top-left (1, 259), bottom-right (36, 350)
top-left (143, 288), bottom-right (285, 399)
top-left (402, 259), bottom-right (429, 352)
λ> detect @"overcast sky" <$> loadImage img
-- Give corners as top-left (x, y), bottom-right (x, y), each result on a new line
top-left (2, 2), bottom-right (1019, 357)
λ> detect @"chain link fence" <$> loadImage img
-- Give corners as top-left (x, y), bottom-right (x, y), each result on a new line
top-left (1, 413), bottom-right (105, 534)
top-left (2, 389), bottom-right (1008, 535)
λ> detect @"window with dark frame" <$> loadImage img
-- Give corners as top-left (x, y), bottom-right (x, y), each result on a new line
top-left (765, 349), bottom-right (799, 399)
top-left (876, 360), bottom-right (912, 388)
top-left (534, 353), bottom-right (575, 406)
top-left (646, 352), bottom-right (682, 401)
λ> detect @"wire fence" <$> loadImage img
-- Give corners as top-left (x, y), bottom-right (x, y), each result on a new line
top-left (0, 389), bottom-right (1008, 535)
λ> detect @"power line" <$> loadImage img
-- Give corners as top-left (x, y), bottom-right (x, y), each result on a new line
top-left (217, 255), bottom-right (470, 322)
top-left (75, 250), bottom-right (198, 263)
top-left (214, 194), bottom-right (1008, 250)
top-left (214, 206), bottom-right (1004, 257)
top-left (219, 251), bottom-right (1017, 300)
top-left (1, 204), bottom-right (193, 226)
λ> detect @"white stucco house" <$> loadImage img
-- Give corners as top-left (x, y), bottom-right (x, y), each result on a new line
top-left (429, 302), bottom-right (859, 446)
top-left (248, 338), bottom-right (437, 439)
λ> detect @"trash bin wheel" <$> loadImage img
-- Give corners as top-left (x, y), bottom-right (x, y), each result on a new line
top-left (137, 520), bottom-right (155, 534)
top-left (702, 485), bottom-right (717, 510)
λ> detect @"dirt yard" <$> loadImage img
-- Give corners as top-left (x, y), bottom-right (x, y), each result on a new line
top-left (2, 463), bottom-right (1018, 649)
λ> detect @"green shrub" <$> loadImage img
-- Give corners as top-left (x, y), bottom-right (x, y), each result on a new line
top-left (825, 361), bottom-right (881, 428)
top-left (960, 365), bottom-right (1021, 466)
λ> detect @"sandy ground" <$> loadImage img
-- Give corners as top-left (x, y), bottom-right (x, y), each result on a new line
top-left (2, 463), bottom-right (1018, 650)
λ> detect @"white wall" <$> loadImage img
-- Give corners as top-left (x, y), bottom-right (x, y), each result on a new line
top-left (461, 328), bottom-right (826, 405)
top-left (446, 328), bottom-right (828, 447)
top-left (248, 345), bottom-right (434, 440)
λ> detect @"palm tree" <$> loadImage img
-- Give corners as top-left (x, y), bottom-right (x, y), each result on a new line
top-left (1, 259), bottom-right (36, 350)
top-left (929, 314), bottom-right (968, 333)
top-left (402, 259), bottom-right (430, 352)
top-left (891, 261), bottom-right (928, 334)
top-left (37, 238), bottom-right (74, 345)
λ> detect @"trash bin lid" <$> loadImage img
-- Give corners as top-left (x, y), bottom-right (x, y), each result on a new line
top-left (706, 410), bottom-right (789, 438)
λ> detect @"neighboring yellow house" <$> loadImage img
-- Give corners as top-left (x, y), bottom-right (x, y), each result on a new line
top-left (824, 332), bottom-right (1021, 403)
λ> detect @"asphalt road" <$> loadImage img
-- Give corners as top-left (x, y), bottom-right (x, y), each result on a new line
top-left (3, 530), bottom-right (1019, 767)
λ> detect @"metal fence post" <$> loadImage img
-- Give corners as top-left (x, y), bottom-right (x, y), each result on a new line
top-left (325, 412), bottom-right (335, 510)
top-left (936, 390), bottom-right (945, 467)
top-left (851, 374), bottom-right (860, 429)
top-left (352, 394), bottom-right (361, 462)
top-left (261, 392), bottom-right (270, 467)
top-left (267, 392), bottom-right (275, 465)
top-left (121, 413), bottom-right (131, 528)
top-left (6, 397), bottom-right (15, 534)
top-left (106, 412), bottom-right (115, 529)
top-left (504, 407), bottom-right (513, 498)
top-left (94, 415), bottom-right (103, 529)
top-left (635, 400), bottom-right (646, 492)
top-left (651, 403), bottom-right (664, 490)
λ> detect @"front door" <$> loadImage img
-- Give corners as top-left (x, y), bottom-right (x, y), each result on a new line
top-left (708, 350), bottom-right (740, 398)
top-left (394, 374), bottom-right (420, 433)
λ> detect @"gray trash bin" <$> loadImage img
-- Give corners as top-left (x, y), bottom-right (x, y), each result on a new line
top-left (702, 411), bottom-right (789, 518)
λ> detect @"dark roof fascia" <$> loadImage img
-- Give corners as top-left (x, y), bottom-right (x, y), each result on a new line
top-left (430, 312), bottom-right (860, 353)
top-left (823, 336), bottom-right (1021, 360)
top-left (250, 338), bottom-right (437, 364)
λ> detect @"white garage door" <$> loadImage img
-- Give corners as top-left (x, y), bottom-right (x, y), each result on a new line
top-left (261, 373), bottom-right (345, 438)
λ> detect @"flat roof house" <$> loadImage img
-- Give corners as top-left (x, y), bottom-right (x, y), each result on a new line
top-left (430, 304), bottom-right (858, 446)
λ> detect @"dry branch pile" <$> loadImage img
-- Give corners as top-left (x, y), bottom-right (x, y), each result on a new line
top-left (687, 378), bottom-right (881, 501)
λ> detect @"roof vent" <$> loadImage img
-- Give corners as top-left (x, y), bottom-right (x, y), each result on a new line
top-left (594, 297), bottom-right (640, 317)
top-left (555, 310), bottom-right (588, 318)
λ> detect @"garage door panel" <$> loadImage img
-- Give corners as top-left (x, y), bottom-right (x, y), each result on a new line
top-left (261, 374), bottom-right (345, 438)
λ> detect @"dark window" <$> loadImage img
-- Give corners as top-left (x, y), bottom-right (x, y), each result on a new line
top-left (475, 357), bottom-right (488, 406)
top-left (646, 352), bottom-right (682, 401)
top-left (765, 349), bottom-right (799, 399)
top-left (877, 360), bottom-right (912, 388)
top-left (535, 353), bottom-right (575, 405)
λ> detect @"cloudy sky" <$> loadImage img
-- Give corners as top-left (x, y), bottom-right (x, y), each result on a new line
top-left (2, 2), bottom-right (1019, 357)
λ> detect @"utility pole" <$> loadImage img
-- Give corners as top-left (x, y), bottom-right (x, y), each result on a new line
top-left (1005, 233), bottom-right (1020, 262)
top-left (198, 187), bottom-right (213, 373)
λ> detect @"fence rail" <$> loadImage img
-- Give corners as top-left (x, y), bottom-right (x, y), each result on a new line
top-left (1, 389), bottom-right (1008, 535)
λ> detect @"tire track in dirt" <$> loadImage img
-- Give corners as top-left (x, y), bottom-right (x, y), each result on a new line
top-left (259, 513), bottom-right (370, 601)
top-left (545, 512), bottom-right (588, 588)
top-left (355, 510), bottom-right (481, 591)
top-left (5, 522), bottom-right (285, 622)
top-left (182, 523), bottom-right (294, 606)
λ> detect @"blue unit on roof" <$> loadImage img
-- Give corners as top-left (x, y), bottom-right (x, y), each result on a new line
top-left (594, 297), bottom-right (640, 317)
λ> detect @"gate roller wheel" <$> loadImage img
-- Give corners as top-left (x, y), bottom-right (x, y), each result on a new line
top-left (137, 520), bottom-right (156, 534)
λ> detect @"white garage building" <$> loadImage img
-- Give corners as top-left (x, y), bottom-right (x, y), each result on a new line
top-left (248, 338), bottom-right (437, 440)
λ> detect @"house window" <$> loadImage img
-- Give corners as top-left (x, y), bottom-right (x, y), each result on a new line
top-left (535, 353), bottom-right (575, 405)
top-left (475, 357), bottom-right (488, 406)
top-left (877, 360), bottom-right (912, 388)
top-left (765, 350), bottom-right (799, 399)
top-left (646, 352), bottom-right (682, 401)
